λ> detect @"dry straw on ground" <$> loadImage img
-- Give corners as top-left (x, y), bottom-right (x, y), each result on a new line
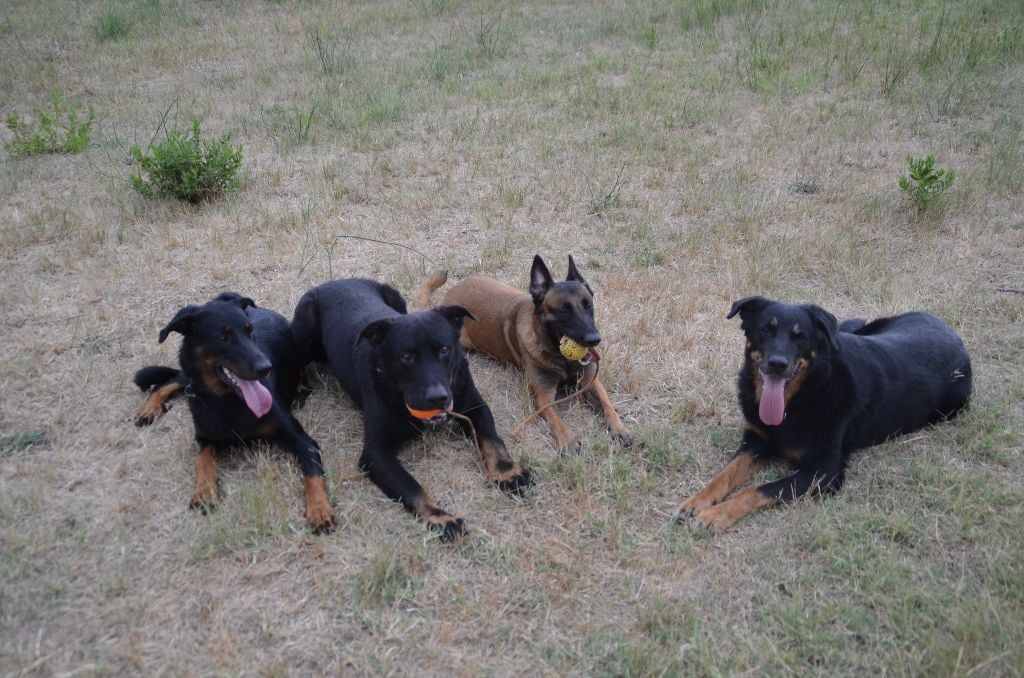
top-left (1, 1), bottom-right (1022, 675)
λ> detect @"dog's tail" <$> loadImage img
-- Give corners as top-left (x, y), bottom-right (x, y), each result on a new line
top-left (414, 270), bottom-right (448, 309)
top-left (133, 365), bottom-right (181, 391)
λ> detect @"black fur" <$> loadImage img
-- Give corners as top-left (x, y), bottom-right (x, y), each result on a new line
top-left (291, 278), bottom-right (531, 541)
top-left (134, 292), bottom-right (333, 532)
top-left (730, 296), bottom-right (972, 501)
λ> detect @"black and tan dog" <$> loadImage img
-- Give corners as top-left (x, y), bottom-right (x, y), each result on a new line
top-left (417, 255), bottom-right (632, 453)
top-left (675, 296), bottom-right (972, 533)
top-left (291, 278), bottom-right (531, 542)
top-left (134, 292), bottom-right (335, 533)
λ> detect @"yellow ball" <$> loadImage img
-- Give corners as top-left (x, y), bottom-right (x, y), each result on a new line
top-left (559, 336), bottom-right (588, 361)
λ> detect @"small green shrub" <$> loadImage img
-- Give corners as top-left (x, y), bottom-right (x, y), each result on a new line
top-left (899, 155), bottom-right (955, 210)
top-left (4, 93), bottom-right (95, 157)
top-left (130, 119), bottom-right (243, 203)
top-left (96, 10), bottom-right (132, 42)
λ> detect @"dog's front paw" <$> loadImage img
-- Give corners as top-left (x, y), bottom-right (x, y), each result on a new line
top-left (423, 512), bottom-right (466, 542)
top-left (610, 426), bottom-right (634, 447)
top-left (683, 504), bottom-right (736, 534)
top-left (673, 493), bottom-right (713, 523)
top-left (189, 487), bottom-right (219, 514)
top-left (495, 465), bottom-right (533, 496)
top-left (306, 501), bottom-right (336, 535)
top-left (135, 402), bottom-right (167, 427)
top-left (555, 435), bottom-right (582, 455)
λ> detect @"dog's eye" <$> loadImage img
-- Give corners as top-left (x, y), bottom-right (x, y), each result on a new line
top-left (582, 299), bottom-right (592, 311)
top-left (760, 325), bottom-right (772, 335)
top-left (561, 303), bottom-right (572, 313)
top-left (400, 352), bottom-right (414, 363)
top-left (438, 345), bottom-right (450, 357)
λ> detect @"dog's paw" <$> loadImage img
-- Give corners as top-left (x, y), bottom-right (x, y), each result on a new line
top-left (134, 402), bottom-right (166, 427)
top-left (556, 436), bottom-right (582, 455)
top-left (610, 427), bottom-right (634, 447)
top-left (682, 505), bottom-right (735, 534)
top-left (673, 494), bottom-right (713, 523)
top-left (306, 502), bottom-right (336, 535)
top-left (495, 465), bottom-right (533, 496)
top-left (189, 490), bottom-right (219, 515)
top-left (423, 513), bottom-right (466, 543)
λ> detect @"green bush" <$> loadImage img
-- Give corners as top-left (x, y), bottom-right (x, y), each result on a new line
top-left (899, 155), bottom-right (954, 210)
top-left (5, 93), bottom-right (95, 157)
top-left (95, 10), bottom-right (132, 42)
top-left (130, 119), bottom-right (243, 203)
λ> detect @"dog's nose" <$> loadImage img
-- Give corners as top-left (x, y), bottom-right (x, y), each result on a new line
top-left (253, 361), bottom-right (273, 380)
top-left (424, 384), bottom-right (450, 408)
top-left (765, 356), bottom-right (788, 373)
top-left (581, 332), bottom-right (602, 347)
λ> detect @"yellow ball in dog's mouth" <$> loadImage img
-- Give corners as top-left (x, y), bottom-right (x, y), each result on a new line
top-left (559, 336), bottom-right (589, 361)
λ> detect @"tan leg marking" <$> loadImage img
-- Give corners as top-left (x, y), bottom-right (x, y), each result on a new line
top-left (688, 486), bottom-right (777, 534)
top-left (675, 452), bottom-right (765, 519)
top-left (135, 381), bottom-right (184, 426)
top-left (411, 491), bottom-right (465, 540)
top-left (585, 376), bottom-right (632, 446)
top-left (190, 445), bottom-right (219, 509)
top-left (529, 377), bottom-right (578, 453)
top-left (303, 476), bottom-right (336, 534)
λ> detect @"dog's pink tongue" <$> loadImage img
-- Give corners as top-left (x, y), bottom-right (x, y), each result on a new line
top-left (759, 373), bottom-right (786, 426)
top-left (237, 378), bottom-right (273, 418)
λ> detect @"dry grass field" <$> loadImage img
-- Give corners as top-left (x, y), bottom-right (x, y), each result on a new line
top-left (2, 0), bottom-right (1023, 675)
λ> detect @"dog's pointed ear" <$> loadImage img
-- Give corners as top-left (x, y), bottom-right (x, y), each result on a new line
top-left (565, 255), bottom-right (593, 294)
top-left (433, 305), bottom-right (476, 331)
top-left (727, 296), bottom-right (770, 321)
top-left (357, 318), bottom-right (395, 346)
top-left (158, 305), bottom-right (200, 343)
top-left (529, 255), bottom-right (554, 304)
top-left (213, 291), bottom-right (256, 310)
top-left (805, 304), bottom-right (839, 351)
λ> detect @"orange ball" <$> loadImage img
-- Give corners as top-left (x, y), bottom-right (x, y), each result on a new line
top-left (407, 405), bottom-right (444, 420)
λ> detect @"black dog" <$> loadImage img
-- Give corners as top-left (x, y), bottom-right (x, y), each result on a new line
top-left (675, 296), bottom-right (972, 533)
top-left (291, 279), bottom-right (532, 541)
top-left (134, 292), bottom-right (335, 533)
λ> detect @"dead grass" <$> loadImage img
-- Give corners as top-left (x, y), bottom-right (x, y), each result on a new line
top-left (1, 0), bottom-right (1023, 675)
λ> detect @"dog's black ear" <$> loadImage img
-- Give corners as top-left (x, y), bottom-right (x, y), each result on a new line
top-left (357, 318), bottom-right (395, 346)
top-left (214, 291), bottom-right (256, 309)
top-left (529, 255), bottom-right (554, 304)
top-left (158, 305), bottom-right (200, 343)
top-left (805, 304), bottom-right (839, 351)
top-left (565, 255), bottom-right (593, 295)
top-left (433, 305), bottom-right (476, 331)
top-left (727, 296), bottom-right (770, 321)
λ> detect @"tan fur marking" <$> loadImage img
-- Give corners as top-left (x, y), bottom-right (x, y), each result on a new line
top-left (478, 438), bottom-right (522, 482)
top-left (302, 476), bottom-right (335, 532)
top-left (690, 486), bottom-right (776, 533)
top-left (135, 381), bottom-right (184, 425)
top-left (195, 347), bottom-right (230, 396)
top-left (784, 357), bottom-right (810, 404)
top-left (677, 452), bottom-right (765, 517)
top-left (191, 445), bottom-right (219, 507)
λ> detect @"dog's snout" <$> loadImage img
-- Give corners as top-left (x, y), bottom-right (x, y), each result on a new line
top-left (582, 332), bottom-right (602, 347)
top-left (253, 361), bottom-right (273, 380)
top-left (765, 355), bottom-right (788, 373)
top-left (424, 384), bottom-right (450, 408)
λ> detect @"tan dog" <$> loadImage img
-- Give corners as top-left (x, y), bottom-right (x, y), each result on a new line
top-left (417, 255), bottom-right (632, 452)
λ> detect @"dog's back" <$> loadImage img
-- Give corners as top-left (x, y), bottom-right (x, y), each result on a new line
top-left (442, 275), bottom-right (530, 364)
top-left (839, 311), bottom-right (971, 449)
top-left (292, 278), bottom-right (408, 406)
